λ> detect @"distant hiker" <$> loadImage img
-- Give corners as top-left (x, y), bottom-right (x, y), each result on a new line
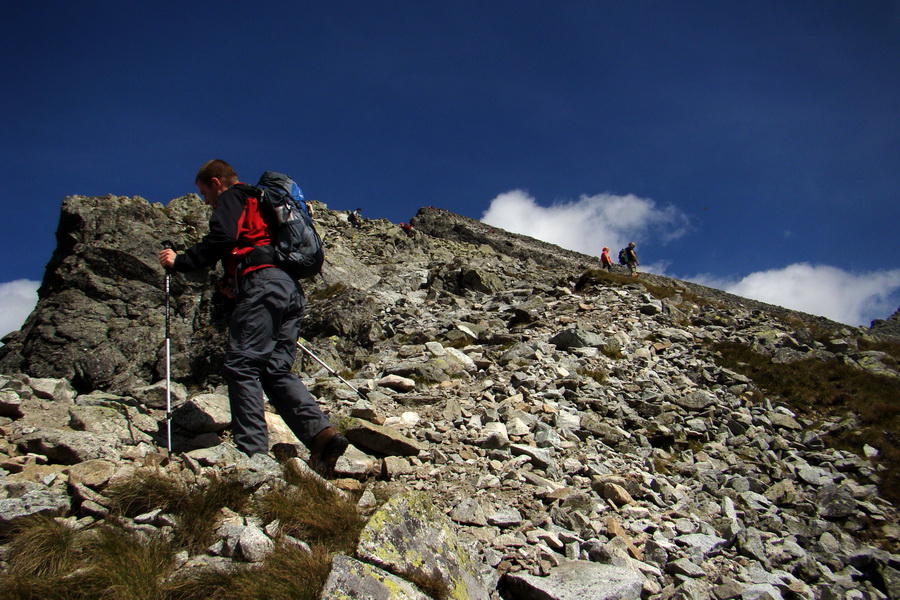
top-left (348, 208), bottom-right (362, 228)
top-left (600, 247), bottom-right (613, 271)
top-left (399, 222), bottom-right (414, 238)
top-left (158, 159), bottom-right (348, 475)
top-left (625, 242), bottom-right (640, 277)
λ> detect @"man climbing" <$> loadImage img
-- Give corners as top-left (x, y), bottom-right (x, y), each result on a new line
top-left (625, 242), bottom-right (640, 278)
top-left (158, 159), bottom-right (347, 476)
top-left (348, 207), bottom-right (362, 228)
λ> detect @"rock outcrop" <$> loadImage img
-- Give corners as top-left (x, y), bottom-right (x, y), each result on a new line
top-left (1, 196), bottom-right (898, 599)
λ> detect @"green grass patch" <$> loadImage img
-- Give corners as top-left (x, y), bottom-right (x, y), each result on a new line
top-left (712, 341), bottom-right (900, 507)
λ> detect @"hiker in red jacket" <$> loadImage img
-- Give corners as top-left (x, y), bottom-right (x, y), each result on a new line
top-left (158, 159), bottom-right (347, 475)
top-left (600, 247), bottom-right (613, 272)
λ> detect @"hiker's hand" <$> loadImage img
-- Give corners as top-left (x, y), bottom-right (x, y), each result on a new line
top-left (217, 277), bottom-right (235, 298)
top-left (159, 249), bottom-right (176, 269)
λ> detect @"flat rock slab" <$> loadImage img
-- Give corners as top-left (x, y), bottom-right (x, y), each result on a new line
top-left (500, 560), bottom-right (644, 600)
top-left (344, 419), bottom-right (426, 457)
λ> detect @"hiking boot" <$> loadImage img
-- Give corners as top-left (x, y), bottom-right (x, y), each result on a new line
top-left (308, 427), bottom-right (349, 478)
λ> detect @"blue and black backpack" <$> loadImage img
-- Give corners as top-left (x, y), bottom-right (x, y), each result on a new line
top-left (251, 171), bottom-right (324, 280)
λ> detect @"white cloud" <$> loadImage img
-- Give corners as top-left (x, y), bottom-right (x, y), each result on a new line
top-left (481, 190), bottom-right (689, 257)
top-left (689, 264), bottom-right (900, 327)
top-left (0, 280), bottom-right (39, 339)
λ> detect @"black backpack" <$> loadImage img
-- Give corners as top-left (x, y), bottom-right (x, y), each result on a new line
top-left (618, 248), bottom-right (628, 265)
top-left (251, 171), bottom-right (324, 280)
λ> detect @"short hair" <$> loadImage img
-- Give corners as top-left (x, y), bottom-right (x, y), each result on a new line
top-left (195, 159), bottom-right (238, 186)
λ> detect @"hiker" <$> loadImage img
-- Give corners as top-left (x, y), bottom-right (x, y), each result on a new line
top-left (625, 242), bottom-right (640, 277)
top-left (600, 247), bottom-right (613, 272)
top-left (158, 159), bottom-right (348, 475)
top-left (348, 208), bottom-right (362, 228)
top-left (399, 222), bottom-right (414, 238)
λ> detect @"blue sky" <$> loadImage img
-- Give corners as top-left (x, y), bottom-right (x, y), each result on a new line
top-left (2, 1), bottom-right (899, 335)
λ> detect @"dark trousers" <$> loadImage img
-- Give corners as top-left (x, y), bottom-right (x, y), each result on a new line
top-left (222, 267), bottom-right (331, 456)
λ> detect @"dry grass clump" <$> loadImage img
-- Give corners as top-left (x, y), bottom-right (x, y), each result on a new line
top-left (1, 520), bottom-right (174, 600)
top-left (5, 515), bottom-right (80, 578)
top-left (104, 469), bottom-right (185, 516)
top-left (401, 566), bottom-right (453, 600)
top-left (712, 341), bottom-right (900, 507)
top-left (167, 543), bottom-right (334, 600)
top-left (78, 526), bottom-right (175, 600)
top-left (307, 282), bottom-right (348, 302)
top-left (106, 470), bottom-right (248, 551)
top-left (256, 461), bottom-right (365, 553)
top-left (574, 269), bottom-right (634, 291)
top-left (574, 268), bottom-right (707, 308)
top-left (1, 462), bottom-right (366, 599)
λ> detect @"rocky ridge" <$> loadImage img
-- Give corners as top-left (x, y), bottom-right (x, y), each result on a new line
top-left (0, 196), bottom-right (898, 599)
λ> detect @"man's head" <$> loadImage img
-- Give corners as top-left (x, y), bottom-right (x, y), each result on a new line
top-left (195, 159), bottom-right (238, 205)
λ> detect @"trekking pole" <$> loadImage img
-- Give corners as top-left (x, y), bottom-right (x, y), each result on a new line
top-left (296, 341), bottom-right (366, 399)
top-left (161, 241), bottom-right (174, 453)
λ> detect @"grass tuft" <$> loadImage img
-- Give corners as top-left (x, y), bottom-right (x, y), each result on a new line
top-left (257, 462), bottom-right (365, 553)
top-left (6, 515), bottom-right (79, 578)
top-left (0, 523), bottom-right (174, 600)
top-left (402, 566), bottom-right (453, 600)
top-left (106, 470), bottom-right (250, 552)
top-left (105, 469), bottom-right (186, 516)
top-left (174, 475), bottom-right (249, 552)
top-left (168, 542), bottom-right (334, 600)
top-left (80, 525), bottom-right (175, 600)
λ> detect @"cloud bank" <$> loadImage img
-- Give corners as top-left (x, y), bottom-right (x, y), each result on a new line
top-left (0, 280), bottom-right (39, 339)
top-left (690, 265), bottom-right (900, 327)
top-left (481, 189), bottom-right (689, 257)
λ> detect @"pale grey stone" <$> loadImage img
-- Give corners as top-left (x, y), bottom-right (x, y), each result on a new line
top-left (27, 377), bottom-right (76, 403)
top-left (237, 525), bottom-right (274, 563)
top-left (344, 418), bottom-right (426, 457)
top-left (172, 393), bottom-right (231, 433)
top-left (487, 506), bottom-right (523, 528)
top-left (675, 390), bottom-right (715, 411)
top-left (501, 560), bottom-right (644, 600)
top-left (0, 483), bottom-right (70, 524)
top-left (676, 533), bottom-right (729, 558)
top-left (451, 497), bottom-right (488, 526)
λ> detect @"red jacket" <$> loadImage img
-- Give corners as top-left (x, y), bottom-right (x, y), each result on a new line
top-left (173, 183), bottom-right (275, 278)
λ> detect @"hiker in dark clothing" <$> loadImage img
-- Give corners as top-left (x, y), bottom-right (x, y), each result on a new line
top-left (158, 159), bottom-right (347, 475)
top-left (348, 208), bottom-right (362, 228)
top-left (626, 242), bottom-right (640, 278)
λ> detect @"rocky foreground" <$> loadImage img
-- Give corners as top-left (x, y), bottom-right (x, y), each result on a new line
top-left (1, 196), bottom-right (898, 599)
